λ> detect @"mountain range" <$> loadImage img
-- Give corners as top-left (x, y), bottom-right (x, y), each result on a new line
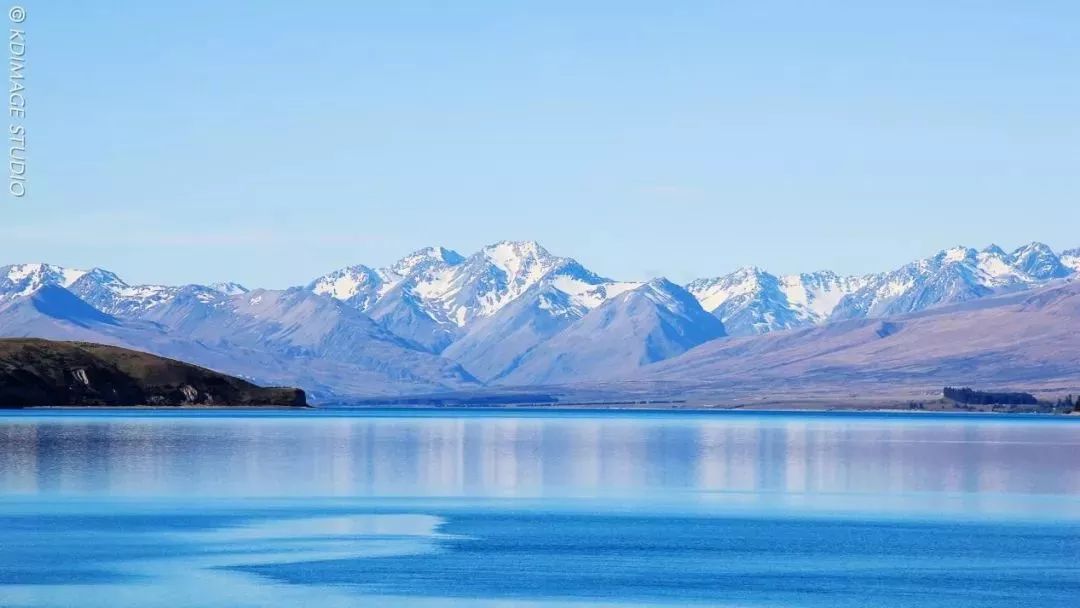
top-left (635, 278), bottom-right (1080, 405)
top-left (687, 242), bottom-right (1078, 335)
top-left (1, 240), bottom-right (1077, 401)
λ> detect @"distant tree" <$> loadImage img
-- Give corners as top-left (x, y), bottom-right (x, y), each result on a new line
top-left (943, 387), bottom-right (1037, 406)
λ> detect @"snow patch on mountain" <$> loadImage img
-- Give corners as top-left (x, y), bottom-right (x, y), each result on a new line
top-left (1062, 248), bottom-right (1080, 273)
top-left (1, 263), bottom-right (88, 300)
top-left (310, 241), bottom-right (642, 351)
top-left (210, 282), bottom-right (249, 296)
top-left (307, 264), bottom-right (388, 310)
top-left (830, 242), bottom-right (1069, 321)
top-left (496, 278), bottom-right (726, 385)
top-left (1008, 242), bottom-right (1071, 280)
top-left (686, 242), bottom-right (1075, 336)
top-left (391, 246), bottom-right (465, 277)
top-left (0, 263), bottom-right (252, 319)
top-left (781, 272), bottom-right (867, 323)
top-left (5, 239), bottom-right (1078, 394)
top-left (686, 267), bottom-right (862, 336)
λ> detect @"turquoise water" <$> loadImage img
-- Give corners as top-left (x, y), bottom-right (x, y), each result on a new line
top-left (1, 409), bottom-right (1078, 606)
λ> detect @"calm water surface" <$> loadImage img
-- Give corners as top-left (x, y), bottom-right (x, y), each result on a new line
top-left (0, 409), bottom-right (1078, 607)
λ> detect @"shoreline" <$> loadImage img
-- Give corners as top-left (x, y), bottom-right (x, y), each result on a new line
top-left (3, 403), bottom-right (1076, 416)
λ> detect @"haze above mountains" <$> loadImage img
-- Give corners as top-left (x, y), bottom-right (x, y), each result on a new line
top-left (2, 240), bottom-right (1078, 402)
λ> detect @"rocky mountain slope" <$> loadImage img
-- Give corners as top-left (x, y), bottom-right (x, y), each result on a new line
top-left (635, 279), bottom-right (1080, 401)
top-left (0, 284), bottom-right (479, 398)
top-left (496, 279), bottom-right (726, 385)
top-left (0, 338), bottom-right (306, 407)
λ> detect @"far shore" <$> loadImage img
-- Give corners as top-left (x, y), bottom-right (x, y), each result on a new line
top-left (5, 401), bottom-right (1075, 415)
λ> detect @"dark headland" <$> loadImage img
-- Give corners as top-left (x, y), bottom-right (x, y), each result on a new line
top-left (0, 339), bottom-right (307, 408)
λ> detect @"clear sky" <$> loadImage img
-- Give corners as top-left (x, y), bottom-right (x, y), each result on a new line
top-left (4, 1), bottom-right (1079, 287)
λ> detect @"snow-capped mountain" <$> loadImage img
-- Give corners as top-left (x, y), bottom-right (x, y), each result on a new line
top-left (306, 263), bottom-right (388, 311)
top-left (0, 263), bottom-right (245, 317)
top-left (0, 281), bottom-right (480, 397)
top-left (688, 242), bottom-right (1075, 334)
top-left (309, 241), bottom-right (639, 351)
top-left (1063, 248), bottom-right (1080, 273)
top-left (686, 268), bottom-right (866, 336)
top-left (0, 263), bottom-right (88, 302)
top-left (829, 243), bottom-right (1065, 320)
top-left (306, 246), bottom-right (465, 313)
top-left (496, 278), bottom-right (726, 385)
top-left (2, 239), bottom-right (1076, 396)
top-left (138, 287), bottom-right (479, 392)
top-left (441, 273), bottom-right (640, 382)
top-left (1009, 242), bottom-right (1073, 280)
top-left (210, 282), bottom-right (249, 296)
top-left (440, 283), bottom-right (591, 382)
top-left (640, 279), bottom-right (1080, 400)
top-left (783, 271), bottom-right (869, 324)
top-left (378, 241), bottom-right (595, 328)
top-left (390, 245), bottom-right (466, 278)
top-left (69, 271), bottom-right (230, 318)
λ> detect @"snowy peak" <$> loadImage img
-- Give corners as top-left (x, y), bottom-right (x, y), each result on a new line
top-left (307, 264), bottom-right (386, 310)
top-left (72, 267), bottom-right (128, 289)
top-left (685, 267), bottom-right (773, 314)
top-left (390, 246), bottom-right (464, 277)
top-left (1062, 247), bottom-right (1080, 273)
top-left (686, 267), bottom-right (856, 336)
top-left (625, 277), bottom-right (701, 312)
top-left (782, 271), bottom-right (867, 323)
top-left (452, 240), bottom-right (637, 322)
top-left (606, 278), bottom-right (724, 335)
top-left (307, 246), bottom-right (467, 314)
top-left (309, 242), bottom-right (564, 323)
top-left (495, 274), bottom-right (724, 385)
top-left (684, 241), bottom-right (1075, 336)
top-left (344, 241), bottom-right (627, 341)
top-left (436, 241), bottom-right (568, 325)
top-left (307, 241), bottom-right (647, 357)
top-left (210, 282), bottom-right (249, 296)
top-left (0, 263), bottom-right (253, 319)
top-left (830, 242), bottom-right (1072, 321)
top-left (0, 263), bottom-right (88, 300)
top-left (974, 247), bottom-right (1022, 283)
top-left (935, 245), bottom-right (977, 265)
top-left (479, 240), bottom-right (555, 278)
top-left (1008, 241), bottom-right (1070, 280)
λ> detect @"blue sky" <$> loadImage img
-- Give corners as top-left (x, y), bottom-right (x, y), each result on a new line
top-left (4, 1), bottom-right (1079, 287)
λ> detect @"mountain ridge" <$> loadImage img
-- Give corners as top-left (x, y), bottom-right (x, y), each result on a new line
top-left (628, 279), bottom-right (1080, 403)
top-left (2, 239), bottom-right (1077, 398)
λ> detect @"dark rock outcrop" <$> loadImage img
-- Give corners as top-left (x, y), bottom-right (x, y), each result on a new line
top-left (0, 338), bottom-right (307, 407)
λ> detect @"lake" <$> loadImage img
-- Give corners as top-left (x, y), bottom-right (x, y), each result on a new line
top-left (0, 409), bottom-right (1078, 607)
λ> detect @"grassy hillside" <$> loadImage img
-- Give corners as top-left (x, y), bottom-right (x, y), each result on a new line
top-left (0, 339), bottom-right (306, 407)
